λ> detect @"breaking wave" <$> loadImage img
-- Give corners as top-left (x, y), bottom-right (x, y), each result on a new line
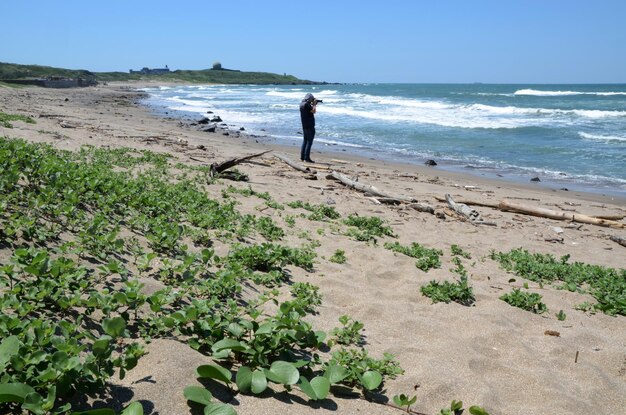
top-left (515, 89), bottom-right (626, 97)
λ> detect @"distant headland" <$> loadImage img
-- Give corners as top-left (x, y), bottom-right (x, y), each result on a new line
top-left (0, 61), bottom-right (329, 87)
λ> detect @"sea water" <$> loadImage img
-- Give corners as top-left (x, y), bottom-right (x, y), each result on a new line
top-left (141, 83), bottom-right (626, 196)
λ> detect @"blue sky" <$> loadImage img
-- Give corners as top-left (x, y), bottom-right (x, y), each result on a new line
top-left (2, 0), bottom-right (625, 83)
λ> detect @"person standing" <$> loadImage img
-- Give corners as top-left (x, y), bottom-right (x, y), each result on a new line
top-left (299, 93), bottom-right (317, 163)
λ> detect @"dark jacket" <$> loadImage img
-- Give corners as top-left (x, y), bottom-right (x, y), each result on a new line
top-left (300, 99), bottom-right (315, 130)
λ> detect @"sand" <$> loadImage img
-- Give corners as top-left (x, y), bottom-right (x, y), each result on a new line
top-left (1, 82), bottom-right (625, 415)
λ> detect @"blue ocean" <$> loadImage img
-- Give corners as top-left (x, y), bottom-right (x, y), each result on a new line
top-left (141, 84), bottom-right (626, 196)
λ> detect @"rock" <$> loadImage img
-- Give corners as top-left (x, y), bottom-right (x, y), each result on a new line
top-left (196, 145), bottom-right (207, 151)
top-left (425, 159), bottom-right (437, 166)
top-left (530, 177), bottom-right (541, 182)
top-left (223, 132), bottom-right (229, 136)
top-left (211, 116), bottom-right (222, 122)
top-left (239, 127), bottom-right (245, 131)
top-left (204, 125), bottom-right (216, 133)
top-left (198, 117), bottom-right (210, 125)
top-left (206, 111), bottom-right (213, 114)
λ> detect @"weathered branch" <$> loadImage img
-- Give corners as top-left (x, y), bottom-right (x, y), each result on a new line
top-left (210, 150), bottom-right (272, 176)
top-left (445, 194), bottom-right (497, 226)
top-left (434, 195), bottom-right (499, 209)
top-left (499, 200), bottom-right (625, 229)
top-left (327, 171), bottom-right (417, 203)
top-left (275, 154), bottom-right (316, 173)
top-left (406, 202), bottom-right (435, 214)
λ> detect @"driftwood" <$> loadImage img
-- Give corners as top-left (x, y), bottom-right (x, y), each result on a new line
top-left (499, 200), bottom-right (625, 229)
top-left (610, 236), bottom-right (626, 248)
top-left (445, 194), bottom-right (497, 226)
top-left (436, 196), bottom-right (626, 227)
top-left (595, 213), bottom-right (626, 221)
top-left (406, 202), bottom-right (435, 214)
top-left (275, 154), bottom-right (315, 173)
top-left (327, 171), bottom-right (417, 203)
top-left (210, 150), bottom-right (272, 177)
top-left (434, 195), bottom-right (499, 209)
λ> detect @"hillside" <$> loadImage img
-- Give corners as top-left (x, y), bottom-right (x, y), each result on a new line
top-left (0, 62), bottom-right (321, 85)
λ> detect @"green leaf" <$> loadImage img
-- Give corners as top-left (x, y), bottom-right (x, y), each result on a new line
top-left (254, 322), bottom-right (275, 335)
top-left (360, 370), bottom-right (382, 390)
top-left (323, 365), bottom-right (349, 384)
top-left (22, 392), bottom-right (45, 415)
top-left (196, 364), bottom-right (232, 384)
top-left (102, 316), bottom-right (126, 338)
top-left (183, 386), bottom-right (213, 406)
top-left (266, 361), bottom-right (299, 385)
top-left (393, 394), bottom-right (405, 406)
top-left (120, 402), bottom-right (144, 415)
top-left (0, 383), bottom-right (36, 403)
top-left (236, 366), bottom-right (252, 394)
top-left (92, 336), bottom-right (112, 357)
top-left (203, 402), bottom-right (237, 415)
top-left (299, 376), bottom-right (330, 400)
top-left (469, 406), bottom-right (490, 415)
top-left (251, 370), bottom-right (268, 394)
top-left (451, 400), bottom-right (463, 411)
top-left (0, 335), bottom-right (20, 370)
top-left (211, 339), bottom-right (247, 353)
top-left (227, 323), bottom-right (244, 337)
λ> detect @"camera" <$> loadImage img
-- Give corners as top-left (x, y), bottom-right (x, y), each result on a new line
top-left (313, 99), bottom-right (323, 104)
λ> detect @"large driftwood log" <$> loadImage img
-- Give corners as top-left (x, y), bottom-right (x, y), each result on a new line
top-left (435, 195), bottom-right (626, 225)
top-left (209, 150), bottom-right (272, 177)
top-left (445, 194), bottom-right (497, 226)
top-left (327, 171), bottom-right (417, 203)
top-left (499, 200), bottom-right (625, 229)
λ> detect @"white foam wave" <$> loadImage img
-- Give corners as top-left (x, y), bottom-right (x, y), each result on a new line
top-left (319, 101), bottom-right (625, 129)
top-left (515, 89), bottom-right (626, 96)
top-left (579, 132), bottom-right (626, 142)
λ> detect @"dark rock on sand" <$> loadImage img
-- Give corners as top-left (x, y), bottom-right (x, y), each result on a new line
top-left (530, 177), bottom-right (541, 182)
top-left (425, 159), bottom-right (437, 166)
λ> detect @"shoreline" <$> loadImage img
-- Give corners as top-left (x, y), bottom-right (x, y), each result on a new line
top-left (142, 92), bottom-right (626, 207)
top-left (1, 82), bottom-right (625, 415)
top-left (137, 82), bottom-right (626, 201)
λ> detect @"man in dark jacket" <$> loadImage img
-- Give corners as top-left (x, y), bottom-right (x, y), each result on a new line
top-left (299, 93), bottom-right (317, 163)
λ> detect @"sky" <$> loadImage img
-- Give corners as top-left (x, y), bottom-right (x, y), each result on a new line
top-left (2, 0), bottom-right (626, 84)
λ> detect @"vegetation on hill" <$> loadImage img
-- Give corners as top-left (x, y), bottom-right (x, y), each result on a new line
top-left (0, 62), bottom-right (321, 85)
top-left (0, 62), bottom-right (95, 81)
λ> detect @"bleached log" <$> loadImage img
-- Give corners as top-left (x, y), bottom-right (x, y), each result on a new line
top-left (445, 194), bottom-right (497, 226)
top-left (609, 236), bottom-right (626, 248)
top-left (406, 202), bottom-right (435, 214)
top-left (435, 195), bottom-right (626, 224)
top-left (275, 154), bottom-right (316, 173)
top-left (434, 195), bottom-right (499, 209)
top-left (499, 200), bottom-right (625, 229)
top-left (327, 171), bottom-right (417, 203)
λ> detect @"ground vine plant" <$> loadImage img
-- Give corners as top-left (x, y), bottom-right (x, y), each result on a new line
top-left (0, 138), bottom-right (422, 414)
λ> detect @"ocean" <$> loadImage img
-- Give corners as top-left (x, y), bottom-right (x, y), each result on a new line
top-left (140, 83), bottom-right (626, 196)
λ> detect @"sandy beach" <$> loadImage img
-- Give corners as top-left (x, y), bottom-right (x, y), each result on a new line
top-left (1, 82), bottom-right (625, 415)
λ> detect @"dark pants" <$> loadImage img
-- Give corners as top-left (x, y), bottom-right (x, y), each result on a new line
top-left (301, 127), bottom-right (315, 161)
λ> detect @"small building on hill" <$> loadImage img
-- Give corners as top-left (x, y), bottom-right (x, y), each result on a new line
top-left (129, 65), bottom-right (170, 75)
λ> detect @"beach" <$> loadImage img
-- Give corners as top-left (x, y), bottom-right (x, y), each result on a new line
top-left (1, 82), bottom-right (625, 415)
